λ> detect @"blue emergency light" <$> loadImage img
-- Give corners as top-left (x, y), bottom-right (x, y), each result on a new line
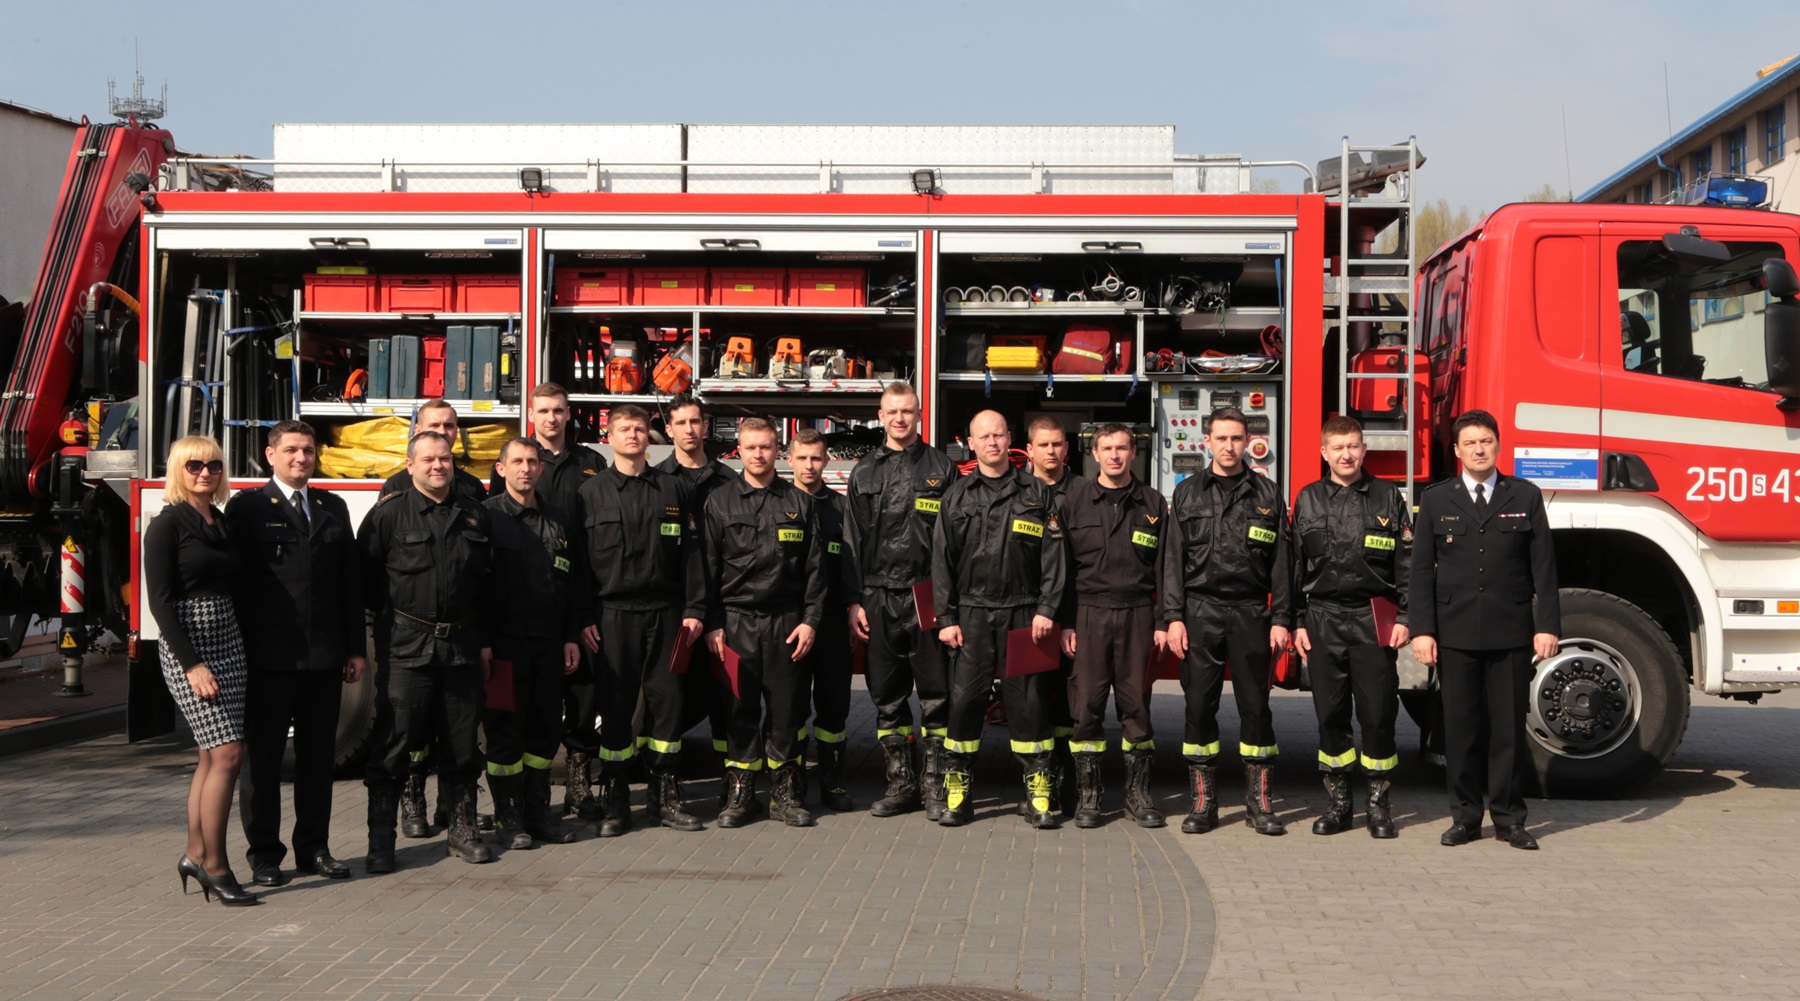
top-left (1689, 175), bottom-right (1770, 208)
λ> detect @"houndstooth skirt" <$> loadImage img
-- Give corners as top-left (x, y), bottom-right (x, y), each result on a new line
top-left (158, 595), bottom-right (248, 749)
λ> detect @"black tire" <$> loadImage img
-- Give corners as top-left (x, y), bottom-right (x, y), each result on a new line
top-left (332, 661), bottom-right (379, 775)
top-left (1525, 588), bottom-right (1688, 798)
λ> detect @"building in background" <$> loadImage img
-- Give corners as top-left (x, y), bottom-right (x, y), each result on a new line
top-left (0, 100), bottom-right (81, 302)
top-left (1580, 56), bottom-right (1800, 211)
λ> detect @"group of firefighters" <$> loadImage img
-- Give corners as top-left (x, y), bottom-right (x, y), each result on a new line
top-left (350, 377), bottom-right (1424, 869)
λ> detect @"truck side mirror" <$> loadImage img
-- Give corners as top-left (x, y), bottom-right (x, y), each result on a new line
top-left (1763, 258), bottom-right (1800, 403)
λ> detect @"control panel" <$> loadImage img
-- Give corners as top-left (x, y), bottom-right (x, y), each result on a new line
top-left (1151, 379), bottom-right (1280, 493)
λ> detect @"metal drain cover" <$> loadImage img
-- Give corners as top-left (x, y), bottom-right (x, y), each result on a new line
top-left (836, 990), bottom-right (1044, 1001)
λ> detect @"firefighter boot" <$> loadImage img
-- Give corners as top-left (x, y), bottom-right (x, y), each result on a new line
top-left (717, 769), bottom-right (758, 829)
top-left (921, 735), bottom-right (948, 821)
top-left (1366, 774), bottom-right (1398, 840)
top-left (446, 781), bottom-right (494, 864)
top-left (793, 736), bottom-right (811, 804)
top-left (1072, 752), bottom-right (1104, 829)
top-left (488, 771), bottom-right (533, 850)
top-left (1244, 762), bottom-right (1287, 836)
top-left (595, 776), bottom-right (632, 838)
top-left (939, 754), bottom-right (974, 828)
top-left (652, 771), bottom-right (704, 832)
top-left (869, 737), bottom-right (920, 817)
top-left (1180, 763), bottom-right (1218, 834)
top-left (817, 741), bottom-right (854, 812)
top-left (770, 766), bottom-right (817, 828)
top-left (1312, 772), bottom-right (1354, 836)
top-left (365, 781), bottom-right (399, 874)
top-left (1124, 749), bottom-right (1167, 829)
top-left (522, 768), bottom-right (576, 844)
top-left (565, 752), bottom-right (599, 821)
top-left (401, 774), bottom-right (431, 839)
top-left (1022, 759), bottom-right (1061, 830)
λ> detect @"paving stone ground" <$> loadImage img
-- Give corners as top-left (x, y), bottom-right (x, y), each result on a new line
top-left (1, 679), bottom-right (1798, 1000)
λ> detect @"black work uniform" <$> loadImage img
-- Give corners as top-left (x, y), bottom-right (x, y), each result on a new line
top-left (1160, 468), bottom-right (1293, 764)
top-left (490, 441), bottom-right (608, 761)
top-left (359, 489), bottom-right (494, 784)
top-left (1292, 473), bottom-right (1411, 775)
top-left (1040, 472), bottom-right (1082, 750)
top-left (225, 480), bottom-right (363, 871)
top-left (658, 454), bottom-right (737, 751)
top-left (797, 484), bottom-right (854, 750)
top-left (932, 467), bottom-right (1066, 764)
top-left (703, 477), bottom-right (827, 771)
top-left (1409, 473), bottom-right (1560, 830)
top-left (577, 464), bottom-right (707, 775)
top-left (481, 493), bottom-right (586, 778)
top-left (844, 440), bottom-right (959, 744)
top-left (1059, 475), bottom-right (1166, 754)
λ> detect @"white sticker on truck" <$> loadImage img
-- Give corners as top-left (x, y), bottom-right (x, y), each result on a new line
top-left (1515, 447), bottom-right (1600, 490)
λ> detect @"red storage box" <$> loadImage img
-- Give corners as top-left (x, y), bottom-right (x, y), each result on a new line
top-left (632, 268), bottom-right (707, 306)
top-left (420, 334), bottom-right (447, 398)
top-left (454, 275), bottom-right (521, 313)
top-left (709, 268), bottom-right (786, 307)
top-left (302, 274), bottom-right (377, 313)
top-left (789, 268), bottom-right (866, 308)
top-left (554, 268), bottom-right (628, 306)
top-left (380, 275), bottom-right (454, 313)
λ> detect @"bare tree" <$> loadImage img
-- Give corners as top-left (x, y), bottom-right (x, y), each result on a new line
top-left (1523, 183), bottom-right (1568, 203)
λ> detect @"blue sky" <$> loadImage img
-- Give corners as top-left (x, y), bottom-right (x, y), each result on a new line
top-left (4, 1), bottom-right (1793, 211)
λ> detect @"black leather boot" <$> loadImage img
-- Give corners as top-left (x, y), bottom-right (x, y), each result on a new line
top-left (522, 767), bottom-right (576, 844)
top-left (1312, 772), bottom-right (1354, 836)
top-left (595, 776), bottom-right (632, 838)
top-left (939, 753), bottom-right (974, 827)
top-left (365, 780), bottom-right (399, 874)
top-left (817, 741), bottom-right (853, 812)
top-left (869, 736), bottom-right (920, 817)
top-left (717, 769), bottom-right (758, 828)
top-left (792, 736), bottom-right (811, 805)
top-left (401, 773), bottom-right (431, 838)
top-left (1180, 763), bottom-right (1217, 834)
top-left (1021, 758), bottom-right (1061, 830)
top-left (1366, 774), bottom-right (1397, 839)
top-left (565, 752), bottom-right (599, 821)
top-left (652, 771), bottom-right (704, 832)
top-left (770, 766), bottom-right (816, 827)
top-left (1244, 762), bottom-right (1287, 836)
top-left (1124, 749), bottom-right (1166, 829)
top-left (921, 735), bottom-right (947, 821)
top-left (488, 771), bottom-right (533, 850)
top-left (1072, 752), bottom-right (1104, 829)
top-left (446, 781), bottom-right (494, 863)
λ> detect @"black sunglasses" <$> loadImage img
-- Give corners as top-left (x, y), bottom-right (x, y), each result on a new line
top-left (183, 459), bottom-right (225, 475)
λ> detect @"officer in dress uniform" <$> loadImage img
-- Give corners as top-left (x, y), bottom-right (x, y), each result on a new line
top-left (1410, 410), bottom-right (1560, 851)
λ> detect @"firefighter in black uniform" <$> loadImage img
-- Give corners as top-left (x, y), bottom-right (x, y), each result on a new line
top-left (375, 399), bottom-right (487, 838)
top-left (360, 430), bottom-right (495, 869)
top-left (485, 383), bottom-right (608, 821)
top-left (932, 410), bottom-right (1066, 828)
top-left (1058, 422), bottom-right (1168, 830)
top-left (1292, 416), bottom-right (1411, 839)
top-left (1162, 406), bottom-right (1294, 836)
top-left (702, 418), bottom-right (827, 827)
top-left (1025, 415), bottom-right (1082, 815)
top-left (577, 403), bottom-right (708, 837)
top-left (482, 437), bottom-right (585, 849)
top-left (845, 382), bottom-right (960, 819)
top-left (227, 420), bottom-right (363, 885)
top-left (1411, 410), bottom-right (1560, 851)
top-left (787, 428), bottom-right (856, 811)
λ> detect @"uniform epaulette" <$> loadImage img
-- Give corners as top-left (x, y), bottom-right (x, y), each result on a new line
top-left (374, 491), bottom-right (401, 506)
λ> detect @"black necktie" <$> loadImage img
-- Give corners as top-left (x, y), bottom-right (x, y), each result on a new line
top-left (293, 490), bottom-right (310, 529)
top-left (1473, 482), bottom-right (1488, 517)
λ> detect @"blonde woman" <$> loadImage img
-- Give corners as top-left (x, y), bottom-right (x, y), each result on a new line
top-left (145, 435), bottom-right (257, 905)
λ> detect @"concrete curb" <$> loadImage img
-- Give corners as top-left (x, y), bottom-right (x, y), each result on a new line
top-left (0, 704), bottom-right (127, 757)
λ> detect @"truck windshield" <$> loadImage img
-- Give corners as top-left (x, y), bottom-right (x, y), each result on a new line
top-left (1616, 240), bottom-right (1785, 390)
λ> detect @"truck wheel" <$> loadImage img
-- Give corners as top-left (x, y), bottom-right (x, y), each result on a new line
top-left (333, 662), bottom-right (378, 775)
top-left (1525, 589), bottom-right (1688, 797)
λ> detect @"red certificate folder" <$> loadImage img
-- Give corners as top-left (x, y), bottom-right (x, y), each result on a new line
top-left (484, 660), bottom-right (516, 711)
top-left (713, 644), bottom-right (742, 699)
top-left (669, 631), bottom-right (695, 675)
top-left (1370, 596), bottom-right (1400, 647)
top-left (912, 580), bottom-right (937, 632)
top-left (1005, 627), bottom-right (1061, 678)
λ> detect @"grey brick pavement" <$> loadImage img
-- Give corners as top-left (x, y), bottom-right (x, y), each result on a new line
top-left (3, 681), bottom-right (1800, 1000)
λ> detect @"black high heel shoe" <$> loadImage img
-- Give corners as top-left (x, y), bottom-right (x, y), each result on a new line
top-left (195, 868), bottom-right (261, 906)
top-left (177, 856), bottom-right (203, 895)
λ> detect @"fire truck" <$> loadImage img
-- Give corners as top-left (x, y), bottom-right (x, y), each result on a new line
top-left (5, 120), bottom-right (1797, 795)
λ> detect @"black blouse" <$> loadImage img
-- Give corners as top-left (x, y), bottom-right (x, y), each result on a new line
top-left (144, 501), bottom-right (237, 669)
